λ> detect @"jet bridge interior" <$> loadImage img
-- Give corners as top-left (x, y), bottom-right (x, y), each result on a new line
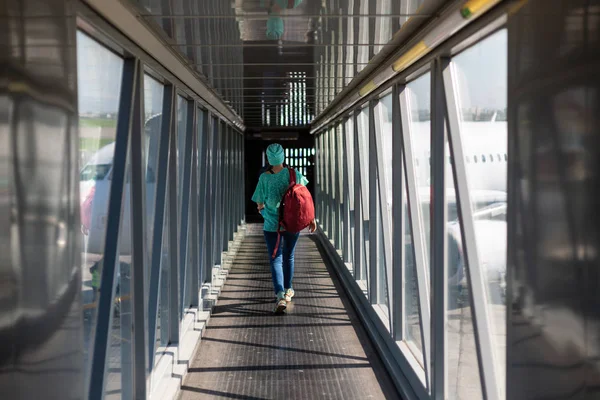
top-left (2, 0), bottom-right (600, 399)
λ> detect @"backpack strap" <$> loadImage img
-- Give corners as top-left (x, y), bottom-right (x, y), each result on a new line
top-left (287, 167), bottom-right (297, 185)
top-left (267, 166), bottom-right (274, 174)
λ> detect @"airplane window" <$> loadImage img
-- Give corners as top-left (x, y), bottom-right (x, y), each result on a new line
top-left (482, 154), bottom-right (486, 163)
top-left (489, 154), bottom-right (494, 162)
top-left (80, 164), bottom-right (112, 181)
top-left (466, 155), bottom-right (470, 163)
top-left (474, 155), bottom-right (478, 163)
top-left (497, 153), bottom-right (501, 161)
top-left (504, 153), bottom-right (508, 161)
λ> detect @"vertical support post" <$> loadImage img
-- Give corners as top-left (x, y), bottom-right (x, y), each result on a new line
top-left (431, 58), bottom-right (448, 400)
top-left (204, 113), bottom-right (218, 284)
top-left (368, 100), bottom-right (379, 304)
top-left (211, 118), bottom-right (221, 267)
top-left (373, 97), bottom-right (394, 320)
top-left (179, 100), bottom-right (196, 312)
top-left (353, 109), bottom-right (363, 282)
top-left (337, 123), bottom-right (344, 252)
top-left (88, 57), bottom-right (137, 400)
top-left (196, 111), bottom-right (209, 293)
top-left (167, 93), bottom-right (180, 343)
top-left (341, 119), bottom-right (351, 262)
top-left (129, 59), bottom-right (148, 398)
top-left (222, 126), bottom-right (229, 252)
top-left (400, 85), bottom-right (431, 389)
top-left (147, 84), bottom-right (174, 369)
top-left (189, 108), bottom-right (200, 307)
top-left (443, 55), bottom-right (500, 400)
top-left (391, 84), bottom-right (405, 341)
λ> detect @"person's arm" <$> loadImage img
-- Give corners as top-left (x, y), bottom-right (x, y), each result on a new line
top-left (251, 175), bottom-right (266, 213)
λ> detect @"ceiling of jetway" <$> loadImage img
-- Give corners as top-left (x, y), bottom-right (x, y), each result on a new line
top-left (130, 0), bottom-right (430, 129)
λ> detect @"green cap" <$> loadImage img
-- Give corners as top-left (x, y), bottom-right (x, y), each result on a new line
top-left (266, 143), bottom-right (285, 166)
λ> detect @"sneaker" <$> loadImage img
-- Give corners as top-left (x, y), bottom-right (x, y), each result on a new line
top-left (284, 288), bottom-right (295, 302)
top-left (274, 299), bottom-right (287, 314)
top-left (273, 291), bottom-right (287, 313)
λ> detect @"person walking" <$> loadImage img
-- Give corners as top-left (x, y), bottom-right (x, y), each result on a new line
top-left (252, 143), bottom-right (316, 313)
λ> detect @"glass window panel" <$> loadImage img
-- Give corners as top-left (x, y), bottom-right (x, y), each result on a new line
top-left (406, 72), bottom-right (431, 272)
top-left (77, 31), bottom-right (124, 386)
top-left (345, 117), bottom-right (355, 265)
top-left (142, 74), bottom-right (165, 363)
top-left (452, 29), bottom-right (507, 396)
top-left (446, 144), bottom-right (483, 399)
top-left (358, 107), bottom-right (370, 287)
top-left (403, 164), bottom-right (424, 364)
top-left (177, 96), bottom-right (188, 208)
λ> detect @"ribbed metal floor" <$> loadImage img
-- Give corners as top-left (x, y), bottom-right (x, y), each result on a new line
top-left (178, 226), bottom-right (400, 400)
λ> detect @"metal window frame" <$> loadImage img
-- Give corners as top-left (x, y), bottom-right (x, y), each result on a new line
top-left (399, 83), bottom-right (431, 389)
top-left (167, 93), bottom-right (181, 342)
top-left (430, 59), bottom-right (448, 400)
top-left (391, 84), bottom-right (405, 342)
top-left (129, 59), bottom-right (148, 399)
top-left (203, 114), bottom-right (215, 285)
top-left (337, 122), bottom-right (345, 251)
top-left (353, 109), bottom-right (364, 283)
top-left (88, 56), bottom-right (138, 400)
top-left (341, 118), bottom-right (352, 263)
top-left (368, 100), bottom-right (380, 304)
top-left (147, 84), bottom-right (175, 369)
top-left (373, 95), bottom-right (394, 319)
top-left (357, 107), bottom-right (371, 287)
top-left (179, 100), bottom-right (196, 313)
top-left (442, 57), bottom-right (501, 400)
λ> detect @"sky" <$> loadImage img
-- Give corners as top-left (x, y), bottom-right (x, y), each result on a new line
top-left (77, 31), bottom-right (164, 116)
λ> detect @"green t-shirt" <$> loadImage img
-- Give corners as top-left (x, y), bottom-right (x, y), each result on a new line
top-left (252, 168), bottom-right (309, 232)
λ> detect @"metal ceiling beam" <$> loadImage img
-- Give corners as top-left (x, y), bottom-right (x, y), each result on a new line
top-left (194, 63), bottom-right (368, 66)
top-left (210, 77), bottom-right (343, 80)
top-left (142, 14), bottom-right (432, 19)
top-left (173, 43), bottom-right (387, 47)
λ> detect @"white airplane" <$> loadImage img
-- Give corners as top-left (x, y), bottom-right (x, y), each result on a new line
top-left (408, 119), bottom-right (508, 305)
top-left (80, 115), bottom-right (160, 257)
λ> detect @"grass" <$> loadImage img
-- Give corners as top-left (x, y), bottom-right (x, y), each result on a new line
top-left (79, 117), bottom-right (117, 128)
top-left (80, 137), bottom-right (114, 152)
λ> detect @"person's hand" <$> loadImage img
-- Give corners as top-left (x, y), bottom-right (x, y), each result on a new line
top-left (309, 220), bottom-right (317, 233)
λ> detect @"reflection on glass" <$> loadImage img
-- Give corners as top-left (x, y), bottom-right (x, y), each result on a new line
top-left (77, 30), bottom-right (124, 390)
top-left (357, 107), bottom-right (370, 287)
top-left (403, 171), bottom-right (424, 363)
top-left (330, 128), bottom-right (338, 246)
top-left (345, 117), bottom-right (355, 265)
top-left (142, 74), bottom-right (165, 359)
top-left (446, 146), bottom-right (483, 399)
top-left (406, 73), bottom-right (431, 270)
top-left (450, 29), bottom-right (507, 398)
top-left (376, 94), bottom-right (393, 224)
top-left (375, 94), bottom-right (393, 310)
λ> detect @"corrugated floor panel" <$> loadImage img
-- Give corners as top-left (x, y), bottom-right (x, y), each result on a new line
top-left (179, 226), bottom-right (400, 400)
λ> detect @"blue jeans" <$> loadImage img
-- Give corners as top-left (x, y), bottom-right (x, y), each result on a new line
top-left (264, 231), bottom-right (300, 294)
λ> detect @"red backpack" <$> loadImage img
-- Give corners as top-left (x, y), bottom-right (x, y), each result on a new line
top-left (271, 167), bottom-right (315, 258)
